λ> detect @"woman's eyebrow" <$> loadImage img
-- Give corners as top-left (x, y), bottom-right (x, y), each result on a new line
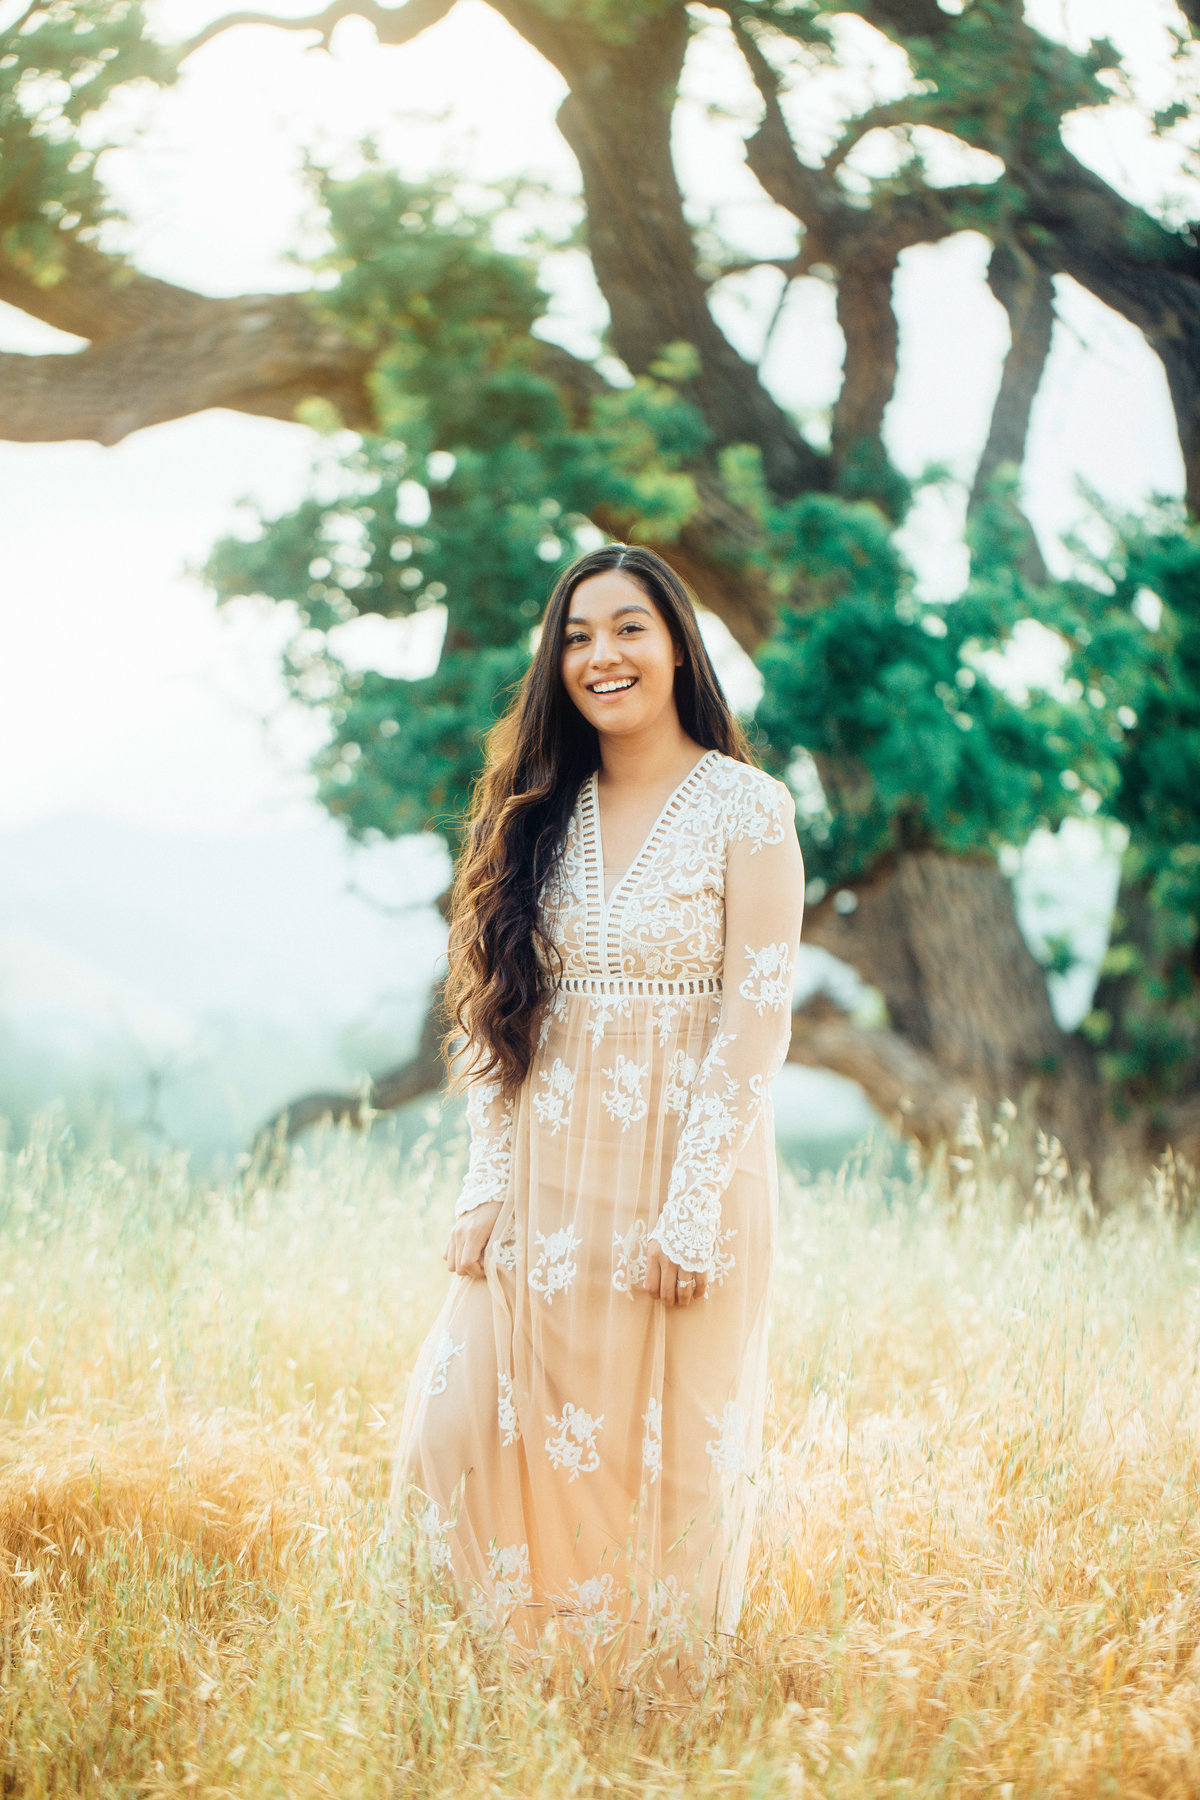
top-left (565, 603), bottom-right (653, 626)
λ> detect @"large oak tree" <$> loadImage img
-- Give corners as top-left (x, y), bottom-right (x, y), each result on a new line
top-left (4, 0), bottom-right (1199, 1189)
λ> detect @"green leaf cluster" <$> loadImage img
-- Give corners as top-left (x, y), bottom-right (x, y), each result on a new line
top-left (207, 170), bottom-right (716, 843)
top-left (1058, 504), bottom-right (1200, 1105)
top-left (0, 0), bottom-right (173, 283)
top-left (751, 474), bottom-right (1090, 880)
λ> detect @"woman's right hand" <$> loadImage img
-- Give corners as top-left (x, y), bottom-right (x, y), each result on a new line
top-left (444, 1200), bottom-right (504, 1279)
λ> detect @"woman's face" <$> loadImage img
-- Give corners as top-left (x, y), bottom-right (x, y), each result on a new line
top-left (559, 571), bottom-right (683, 739)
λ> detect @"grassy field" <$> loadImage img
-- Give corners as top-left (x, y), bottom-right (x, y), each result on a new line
top-left (2, 1100), bottom-right (1200, 1799)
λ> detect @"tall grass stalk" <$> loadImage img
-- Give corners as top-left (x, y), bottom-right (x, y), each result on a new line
top-left (3, 1099), bottom-right (1200, 1796)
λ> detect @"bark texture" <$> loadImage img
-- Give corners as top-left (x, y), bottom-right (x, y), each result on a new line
top-left (802, 852), bottom-right (1107, 1182)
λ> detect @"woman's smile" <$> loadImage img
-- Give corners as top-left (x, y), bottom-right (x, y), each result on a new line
top-left (561, 570), bottom-right (683, 732)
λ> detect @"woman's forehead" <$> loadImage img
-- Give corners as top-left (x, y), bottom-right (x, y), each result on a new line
top-left (565, 570), bottom-right (660, 625)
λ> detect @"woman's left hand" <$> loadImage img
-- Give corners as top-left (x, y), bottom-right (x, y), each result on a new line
top-left (644, 1247), bottom-right (709, 1308)
top-left (444, 1200), bottom-right (503, 1279)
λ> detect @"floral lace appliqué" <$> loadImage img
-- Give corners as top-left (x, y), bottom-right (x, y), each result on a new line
top-left (528, 1224), bottom-right (581, 1303)
top-left (641, 1397), bottom-right (662, 1486)
top-left (739, 942), bottom-right (793, 1014)
top-left (611, 1219), bottom-right (649, 1296)
top-left (497, 1370), bottom-right (520, 1446)
top-left (564, 1573), bottom-right (617, 1642)
top-left (586, 992), bottom-right (633, 1047)
top-left (663, 1049), bottom-right (699, 1117)
top-left (419, 1499), bottom-right (453, 1574)
top-left (705, 1400), bottom-right (750, 1478)
top-left (488, 1542), bottom-right (533, 1609)
top-left (601, 1054), bottom-right (649, 1130)
top-left (532, 1058), bottom-right (575, 1134)
top-left (456, 1077), bottom-right (515, 1218)
top-left (422, 1329), bottom-right (465, 1397)
top-left (545, 1402), bottom-right (603, 1481)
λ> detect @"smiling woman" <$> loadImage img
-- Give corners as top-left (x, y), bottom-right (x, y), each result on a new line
top-left (389, 545), bottom-right (805, 1690)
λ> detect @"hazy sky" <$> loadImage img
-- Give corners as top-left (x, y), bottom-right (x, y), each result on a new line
top-left (0, 0), bottom-right (1192, 838)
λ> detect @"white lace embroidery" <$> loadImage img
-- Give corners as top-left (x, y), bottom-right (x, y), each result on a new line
top-left (564, 1573), bottom-right (616, 1641)
top-left (650, 1033), bottom-right (748, 1271)
top-left (419, 1499), bottom-right (453, 1574)
top-left (536, 755), bottom-right (794, 985)
top-left (611, 1219), bottom-right (649, 1296)
top-left (641, 1398), bottom-right (662, 1486)
top-left (601, 1053), bottom-right (649, 1130)
top-left (528, 1224), bottom-right (581, 1303)
top-left (492, 1217), bottom-right (517, 1271)
top-left (586, 992), bottom-right (633, 1046)
top-left (456, 1076), bottom-right (514, 1218)
top-left (422, 1329), bottom-right (464, 1397)
top-left (647, 1574), bottom-right (687, 1648)
top-left (535, 987), bottom-right (570, 1054)
top-left (532, 1058), bottom-right (575, 1134)
top-left (705, 1400), bottom-right (750, 1478)
top-left (533, 757), bottom-right (801, 1275)
top-left (497, 1370), bottom-right (520, 1445)
top-left (488, 1542), bottom-right (533, 1608)
top-left (664, 1049), bottom-right (699, 1117)
top-left (712, 1225), bottom-right (738, 1287)
top-left (727, 770), bottom-right (792, 854)
top-left (544, 1402), bottom-right (603, 1481)
top-left (739, 942), bottom-right (793, 1014)
top-left (651, 994), bottom-right (686, 1044)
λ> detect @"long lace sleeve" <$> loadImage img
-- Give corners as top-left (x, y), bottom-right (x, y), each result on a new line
top-left (454, 1067), bottom-right (515, 1218)
top-left (649, 773), bottom-right (805, 1274)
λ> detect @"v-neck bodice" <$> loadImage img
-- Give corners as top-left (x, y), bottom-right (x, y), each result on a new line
top-left (536, 749), bottom-right (787, 984)
top-left (591, 749), bottom-right (717, 913)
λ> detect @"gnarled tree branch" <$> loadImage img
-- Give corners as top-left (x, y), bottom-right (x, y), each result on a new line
top-left (0, 292), bottom-right (373, 443)
top-left (969, 241), bottom-right (1055, 581)
top-left (183, 0), bottom-right (454, 58)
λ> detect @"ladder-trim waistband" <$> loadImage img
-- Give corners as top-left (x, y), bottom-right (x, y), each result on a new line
top-left (555, 974), bottom-right (723, 997)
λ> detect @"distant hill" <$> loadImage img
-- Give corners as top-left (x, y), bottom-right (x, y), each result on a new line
top-left (0, 809), bottom-right (1115, 1171)
top-left (0, 811), bottom-right (451, 1164)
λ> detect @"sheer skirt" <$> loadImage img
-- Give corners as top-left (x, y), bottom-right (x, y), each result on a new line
top-left (391, 981), bottom-right (778, 1672)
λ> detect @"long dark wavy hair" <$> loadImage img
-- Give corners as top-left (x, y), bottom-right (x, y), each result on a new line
top-left (443, 544), bottom-right (754, 1097)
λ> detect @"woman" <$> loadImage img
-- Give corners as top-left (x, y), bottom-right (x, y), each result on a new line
top-left (390, 543), bottom-right (805, 1681)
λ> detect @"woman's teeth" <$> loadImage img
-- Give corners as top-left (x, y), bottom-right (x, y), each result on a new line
top-left (591, 678), bottom-right (636, 694)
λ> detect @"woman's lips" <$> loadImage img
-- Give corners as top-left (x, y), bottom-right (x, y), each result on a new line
top-left (588, 677), bottom-right (638, 700)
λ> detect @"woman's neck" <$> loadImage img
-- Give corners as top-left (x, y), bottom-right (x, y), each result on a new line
top-left (595, 724), bottom-right (707, 792)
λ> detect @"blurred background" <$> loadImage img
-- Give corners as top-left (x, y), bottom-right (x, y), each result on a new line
top-left (1, 0), bottom-right (1193, 1178)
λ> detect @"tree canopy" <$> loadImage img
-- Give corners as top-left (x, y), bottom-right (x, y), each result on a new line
top-left (3, 0), bottom-right (1199, 1182)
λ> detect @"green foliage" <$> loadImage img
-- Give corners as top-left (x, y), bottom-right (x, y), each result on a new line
top-left (206, 170), bottom-right (719, 843)
top-left (1057, 504), bottom-right (1200, 1104)
top-left (752, 477), bottom-right (1090, 882)
top-left (0, 0), bottom-right (173, 282)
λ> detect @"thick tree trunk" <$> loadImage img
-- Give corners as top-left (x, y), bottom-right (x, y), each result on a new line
top-left (1091, 870), bottom-right (1200, 1170)
top-left (802, 849), bottom-right (1108, 1185)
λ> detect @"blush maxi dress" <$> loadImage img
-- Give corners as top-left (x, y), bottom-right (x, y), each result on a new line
top-left (390, 749), bottom-right (804, 1667)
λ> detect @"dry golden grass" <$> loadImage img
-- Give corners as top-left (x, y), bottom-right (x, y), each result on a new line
top-left (2, 1098), bottom-right (1200, 1797)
